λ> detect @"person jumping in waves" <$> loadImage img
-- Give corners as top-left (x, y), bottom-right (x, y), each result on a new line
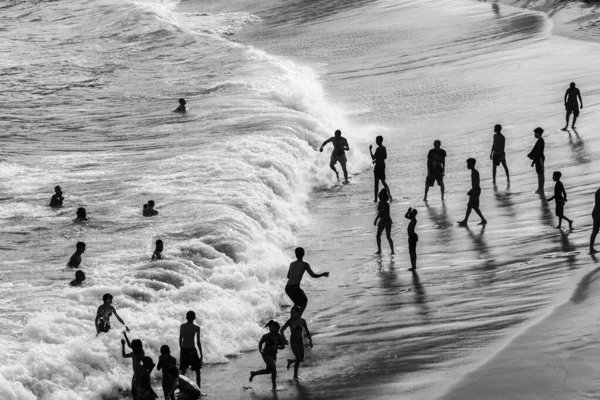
top-left (319, 129), bottom-right (350, 184)
top-left (490, 124), bottom-right (510, 185)
top-left (458, 158), bottom-right (487, 226)
top-left (423, 140), bottom-right (446, 202)
top-left (179, 311), bottom-right (203, 390)
top-left (67, 242), bottom-right (86, 269)
top-left (527, 127), bottom-right (545, 195)
top-left (591, 188), bottom-right (600, 254)
top-left (249, 320), bottom-right (286, 391)
top-left (280, 306), bottom-right (313, 380)
top-left (375, 189), bottom-right (395, 255)
top-left (405, 207), bottom-right (418, 270)
top-left (563, 82), bottom-right (583, 130)
top-left (285, 247), bottom-right (329, 316)
top-left (547, 171), bottom-right (573, 230)
top-left (49, 185), bottom-right (64, 207)
top-left (370, 136), bottom-right (392, 202)
top-left (96, 293), bottom-right (129, 335)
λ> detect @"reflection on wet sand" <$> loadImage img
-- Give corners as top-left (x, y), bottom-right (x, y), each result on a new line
top-left (493, 185), bottom-right (516, 218)
top-left (464, 225), bottom-right (496, 285)
top-left (567, 128), bottom-right (590, 164)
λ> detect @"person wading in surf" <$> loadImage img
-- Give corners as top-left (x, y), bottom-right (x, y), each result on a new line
top-left (320, 129), bottom-right (350, 184)
top-left (563, 82), bottom-right (583, 130)
top-left (285, 247), bottom-right (329, 316)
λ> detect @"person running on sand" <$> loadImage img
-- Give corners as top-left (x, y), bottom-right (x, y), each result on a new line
top-left (375, 189), bottom-right (395, 255)
top-left (152, 239), bottom-right (163, 261)
top-left (423, 140), bottom-right (446, 202)
top-left (174, 98), bottom-right (187, 113)
top-left (96, 293), bottom-right (129, 335)
top-left (49, 185), bottom-right (64, 207)
top-left (166, 367), bottom-right (201, 400)
top-left (121, 332), bottom-right (144, 400)
top-left (69, 270), bottom-right (86, 287)
top-left (67, 242), bottom-right (86, 269)
top-left (590, 189), bottom-right (600, 254)
top-left (280, 306), bottom-right (313, 380)
top-left (249, 320), bottom-right (287, 390)
top-left (527, 127), bottom-right (545, 195)
top-left (490, 124), bottom-right (510, 185)
top-left (370, 136), bottom-right (392, 202)
top-left (285, 247), bottom-right (329, 316)
top-left (405, 207), bottom-right (418, 270)
top-left (319, 129), bottom-right (350, 184)
top-left (180, 311), bottom-right (203, 389)
top-left (458, 158), bottom-right (487, 226)
top-left (157, 345), bottom-right (177, 400)
top-left (547, 171), bottom-right (573, 230)
top-left (563, 82), bottom-right (583, 130)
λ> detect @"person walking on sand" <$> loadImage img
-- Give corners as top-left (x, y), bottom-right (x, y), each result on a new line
top-left (249, 320), bottom-right (287, 391)
top-left (547, 171), bottom-right (573, 230)
top-left (527, 127), bottom-right (545, 195)
top-left (319, 129), bottom-right (350, 184)
top-left (423, 140), bottom-right (446, 202)
top-left (458, 158), bottom-right (487, 226)
top-left (285, 247), bottom-right (329, 316)
top-left (405, 207), bottom-right (418, 270)
top-left (370, 136), bottom-right (392, 202)
top-left (375, 189), bottom-right (395, 255)
top-left (563, 82), bottom-right (583, 130)
top-left (280, 306), bottom-right (313, 380)
top-left (490, 124), bottom-right (510, 185)
top-left (590, 188), bottom-right (600, 254)
top-left (179, 311), bottom-right (203, 390)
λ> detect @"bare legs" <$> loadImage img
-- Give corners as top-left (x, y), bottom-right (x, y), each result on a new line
top-left (329, 160), bottom-right (340, 182)
top-left (286, 345), bottom-right (303, 379)
top-left (408, 243), bottom-right (417, 270)
top-left (591, 221), bottom-right (599, 254)
top-left (492, 161), bottom-right (510, 185)
top-left (556, 216), bottom-right (573, 230)
top-left (423, 183), bottom-right (444, 202)
top-left (375, 179), bottom-right (392, 202)
top-left (458, 206), bottom-right (487, 226)
top-left (376, 223), bottom-right (394, 254)
top-left (330, 160), bottom-right (348, 184)
top-left (250, 356), bottom-right (277, 390)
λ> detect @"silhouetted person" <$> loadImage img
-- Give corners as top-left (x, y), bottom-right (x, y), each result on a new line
top-left (96, 293), bottom-right (129, 335)
top-left (180, 311), bottom-right (203, 389)
top-left (143, 203), bottom-right (150, 216)
top-left (152, 239), bottom-right (163, 261)
top-left (174, 98), bottom-right (187, 113)
top-left (563, 82), bottom-right (583, 130)
top-left (423, 140), bottom-right (446, 201)
top-left (375, 189), bottom-right (395, 255)
top-left (249, 320), bottom-right (286, 390)
top-left (405, 207), bottom-right (418, 270)
top-left (285, 247), bottom-right (329, 316)
top-left (527, 127), bottom-right (545, 194)
top-left (49, 185), bottom-right (64, 207)
top-left (458, 158), bottom-right (487, 226)
top-left (75, 207), bottom-right (89, 222)
top-left (490, 124), bottom-right (510, 185)
top-left (67, 242), bottom-right (86, 269)
top-left (547, 171), bottom-right (573, 230)
top-left (122, 332), bottom-right (144, 400)
top-left (69, 270), bottom-right (86, 286)
top-left (136, 356), bottom-right (158, 400)
top-left (280, 306), bottom-right (312, 380)
top-left (147, 200), bottom-right (159, 216)
top-left (319, 129), bottom-right (350, 184)
top-left (591, 188), bottom-right (600, 254)
top-left (157, 345), bottom-right (177, 400)
top-left (369, 136), bottom-right (392, 202)
top-left (166, 367), bottom-right (201, 400)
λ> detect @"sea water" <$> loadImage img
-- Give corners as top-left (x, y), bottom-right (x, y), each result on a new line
top-left (2, 0), bottom-right (600, 398)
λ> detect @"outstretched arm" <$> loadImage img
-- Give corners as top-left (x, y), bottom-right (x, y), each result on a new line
top-left (123, 331), bottom-right (132, 348)
top-left (121, 340), bottom-right (132, 358)
top-left (112, 307), bottom-right (129, 331)
top-left (319, 138), bottom-right (333, 151)
top-left (306, 264), bottom-right (329, 279)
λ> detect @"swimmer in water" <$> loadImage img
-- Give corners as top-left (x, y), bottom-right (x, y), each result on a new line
top-left (285, 247), bottom-right (329, 316)
top-left (152, 239), bottom-right (163, 261)
top-left (122, 332), bottom-right (144, 400)
top-left (147, 200), bottom-right (159, 216)
top-left (547, 171), bottom-right (573, 230)
top-left (405, 207), bottom-right (418, 270)
top-left (180, 311), bottom-right (203, 388)
top-left (49, 185), bottom-right (64, 207)
top-left (319, 129), bottom-right (350, 184)
top-left (75, 207), bottom-right (89, 222)
top-left (166, 367), bottom-right (202, 400)
top-left (67, 242), bottom-right (86, 269)
top-left (280, 306), bottom-right (313, 380)
top-left (69, 270), bottom-right (86, 287)
top-left (174, 98), bottom-right (187, 113)
top-left (369, 136), bottom-right (392, 202)
top-left (96, 293), bottom-right (129, 335)
top-left (374, 189), bottom-right (395, 255)
top-left (249, 320), bottom-right (287, 390)
top-left (143, 203), bottom-right (150, 217)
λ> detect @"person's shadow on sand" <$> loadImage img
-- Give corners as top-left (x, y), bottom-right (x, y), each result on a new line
top-left (493, 185), bottom-right (516, 218)
top-left (567, 128), bottom-right (589, 165)
top-left (411, 270), bottom-right (429, 316)
top-left (538, 193), bottom-right (555, 227)
top-left (465, 225), bottom-right (497, 285)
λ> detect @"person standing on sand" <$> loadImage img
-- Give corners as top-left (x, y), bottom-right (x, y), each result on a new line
top-left (563, 82), bottom-right (583, 130)
top-left (423, 140), bottom-right (446, 202)
top-left (369, 136), bottom-right (392, 202)
top-left (179, 311), bottom-right (203, 390)
top-left (374, 189), bottom-right (395, 255)
top-left (405, 207), bottom-right (418, 270)
top-left (590, 188), bottom-right (600, 254)
top-left (547, 171), bottom-right (573, 230)
top-left (489, 124), bottom-right (510, 185)
top-left (527, 127), bottom-right (545, 195)
top-left (458, 158), bottom-right (487, 226)
top-left (285, 247), bottom-right (329, 316)
top-left (319, 129), bottom-right (350, 184)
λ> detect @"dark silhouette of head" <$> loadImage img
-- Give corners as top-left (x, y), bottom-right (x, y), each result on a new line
top-left (131, 339), bottom-right (143, 349)
top-left (179, 98), bottom-right (186, 105)
top-left (334, 130), bottom-right (341, 138)
top-left (264, 320), bottom-right (280, 333)
top-left (376, 136), bottom-right (383, 145)
top-left (378, 189), bottom-right (389, 202)
top-left (466, 158), bottom-right (476, 169)
top-left (295, 247), bottom-right (305, 259)
top-left (291, 306), bottom-right (301, 318)
top-left (142, 356), bottom-right (155, 369)
top-left (411, 208), bottom-right (418, 217)
top-left (76, 207), bottom-right (86, 219)
top-left (76, 242), bottom-right (86, 253)
top-left (186, 310), bottom-right (196, 322)
top-left (75, 270), bottom-right (86, 282)
top-left (160, 345), bottom-right (171, 355)
top-left (570, 82), bottom-right (576, 89)
top-left (494, 124), bottom-right (502, 133)
top-left (102, 293), bottom-right (113, 303)
top-left (148, 200), bottom-right (155, 209)
top-left (553, 171), bottom-right (562, 181)
top-left (534, 127), bottom-right (544, 138)
top-left (433, 140), bottom-right (441, 148)
top-left (55, 185), bottom-right (62, 194)
top-left (155, 239), bottom-right (163, 252)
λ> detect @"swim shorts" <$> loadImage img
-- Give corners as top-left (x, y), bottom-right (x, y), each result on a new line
top-left (374, 164), bottom-right (386, 181)
top-left (566, 104), bottom-right (580, 117)
top-left (291, 342), bottom-right (305, 363)
top-left (285, 285), bottom-right (308, 308)
top-left (555, 201), bottom-right (564, 217)
top-left (97, 318), bottom-right (110, 333)
top-left (467, 187), bottom-right (481, 209)
top-left (330, 152), bottom-right (347, 165)
top-left (426, 171), bottom-right (443, 187)
top-left (492, 152), bottom-right (505, 167)
top-left (180, 348), bottom-right (201, 371)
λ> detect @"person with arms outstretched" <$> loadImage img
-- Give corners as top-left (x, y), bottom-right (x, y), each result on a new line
top-left (179, 311), bottom-right (203, 390)
top-left (490, 124), bottom-right (510, 185)
top-left (280, 306), bottom-right (313, 380)
top-left (320, 130), bottom-right (350, 184)
top-left (547, 171), bottom-right (573, 230)
top-left (285, 247), bottom-right (329, 316)
top-left (527, 127), bottom-right (545, 195)
top-left (374, 189), bottom-right (395, 255)
top-left (369, 136), bottom-right (392, 202)
top-left (423, 140), bottom-right (446, 201)
top-left (563, 82), bottom-right (583, 130)
top-left (458, 158), bottom-right (487, 226)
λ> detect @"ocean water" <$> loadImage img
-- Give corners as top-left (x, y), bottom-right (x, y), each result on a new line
top-left (2, 0), bottom-right (600, 398)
